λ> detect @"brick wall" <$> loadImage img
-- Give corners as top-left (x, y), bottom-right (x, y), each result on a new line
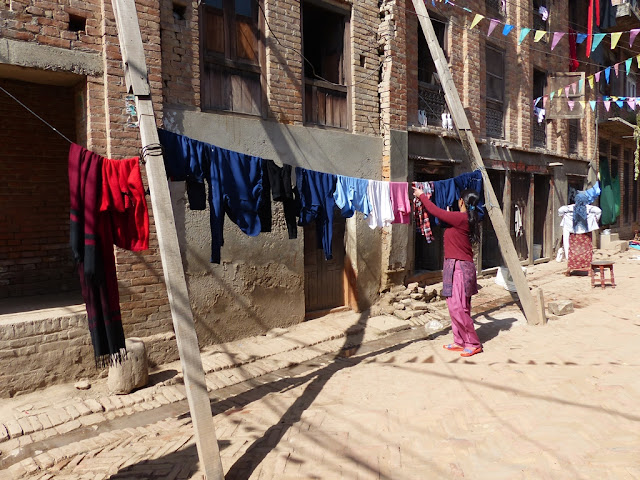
top-left (0, 79), bottom-right (78, 298)
top-left (0, 1), bottom-right (172, 339)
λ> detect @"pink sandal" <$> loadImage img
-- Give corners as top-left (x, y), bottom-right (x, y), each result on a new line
top-left (443, 344), bottom-right (464, 351)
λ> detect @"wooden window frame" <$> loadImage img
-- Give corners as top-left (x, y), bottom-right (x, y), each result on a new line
top-left (301, 0), bottom-right (351, 130)
top-left (417, 15), bottom-right (447, 127)
top-left (199, 0), bottom-right (266, 116)
top-left (485, 44), bottom-right (505, 138)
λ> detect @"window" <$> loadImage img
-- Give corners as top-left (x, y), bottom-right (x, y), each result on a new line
top-left (568, 119), bottom-right (579, 154)
top-left (200, 0), bottom-right (262, 115)
top-left (533, 0), bottom-right (548, 32)
top-left (626, 73), bottom-right (636, 98)
top-left (486, 0), bottom-right (506, 17)
top-left (417, 17), bottom-right (447, 127)
top-left (303, 2), bottom-right (349, 129)
top-left (485, 44), bottom-right (505, 138)
top-left (532, 69), bottom-right (547, 147)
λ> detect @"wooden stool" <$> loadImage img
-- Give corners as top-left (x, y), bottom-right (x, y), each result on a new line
top-left (590, 261), bottom-right (616, 289)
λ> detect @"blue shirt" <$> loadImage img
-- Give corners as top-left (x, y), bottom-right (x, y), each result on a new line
top-left (333, 175), bottom-right (372, 218)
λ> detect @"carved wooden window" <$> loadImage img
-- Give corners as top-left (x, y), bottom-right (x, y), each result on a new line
top-left (200, 0), bottom-right (262, 115)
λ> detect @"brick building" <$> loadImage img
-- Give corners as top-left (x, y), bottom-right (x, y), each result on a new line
top-left (1, 0), bottom-right (639, 396)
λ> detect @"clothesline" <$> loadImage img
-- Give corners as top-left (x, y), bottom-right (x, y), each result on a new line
top-left (0, 84), bottom-right (73, 144)
top-left (157, 129), bottom-right (484, 261)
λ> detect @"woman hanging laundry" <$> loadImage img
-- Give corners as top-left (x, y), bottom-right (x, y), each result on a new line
top-left (412, 185), bottom-right (483, 357)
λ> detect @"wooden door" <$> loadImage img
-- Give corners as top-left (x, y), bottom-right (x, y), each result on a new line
top-left (304, 215), bottom-right (346, 314)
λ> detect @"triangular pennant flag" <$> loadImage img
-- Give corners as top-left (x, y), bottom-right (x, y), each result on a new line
top-left (543, 96), bottom-right (548, 108)
top-left (636, 54), bottom-right (640, 68)
top-left (488, 19), bottom-right (500, 36)
top-left (610, 32), bottom-right (622, 50)
top-left (614, 63), bottom-right (619, 77)
top-left (626, 58), bottom-right (633, 75)
top-left (628, 99), bottom-right (636, 110)
top-left (588, 76), bottom-right (595, 89)
top-left (589, 100), bottom-right (597, 111)
top-left (592, 33), bottom-right (606, 52)
top-left (576, 33), bottom-right (587, 44)
top-left (557, 88), bottom-right (563, 97)
top-left (604, 100), bottom-right (611, 111)
top-left (631, 29), bottom-right (640, 47)
top-left (578, 79), bottom-right (584, 93)
top-left (616, 100), bottom-right (624, 108)
top-left (502, 24), bottom-right (514, 36)
top-left (463, 7), bottom-right (473, 12)
top-left (605, 67), bottom-right (611, 84)
top-left (595, 71), bottom-right (601, 82)
top-left (534, 30), bottom-right (546, 43)
top-left (571, 83), bottom-right (577, 95)
top-left (579, 100), bottom-right (586, 110)
top-left (565, 86), bottom-right (571, 98)
top-left (470, 14), bottom-right (484, 30)
top-left (568, 100), bottom-right (575, 111)
top-left (534, 97), bottom-right (541, 106)
top-left (551, 32), bottom-right (564, 50)
top-left (519, 28), bottom-right (531, 45)
top-left (550, 91), bottom-right (555, 101)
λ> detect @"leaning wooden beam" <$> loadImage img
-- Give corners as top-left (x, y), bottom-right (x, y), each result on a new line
top-left (110, 0), bottom-right (225, 478)
top-left (411, 0), bottom-right (542, 325)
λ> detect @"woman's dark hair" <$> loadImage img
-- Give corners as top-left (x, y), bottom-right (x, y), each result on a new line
top-left (461, 189), bottom-right (481, 245)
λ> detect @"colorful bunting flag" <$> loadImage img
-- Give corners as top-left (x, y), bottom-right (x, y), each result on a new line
top-left (579, 100), bottom-right (586, 110)
top-left (519, 28), bottom-right (531, 45)
top-left (565, 86), bottom-right (571, 98)
top-left (604, 101), bottom-right (611, 111)
top-left (470, 14), bottom-right (484, 30)
top-left (589, 100), bottom-right (597, 111)
top-left (576, 33), bottom-right (587, 44)
top-left (636, 55), bottom-right (640, 68)
top-left (605, 67), bottom-right (611, 84)
top-left (551, 32), bottom-right (564, 51)
top-left (534, 30), bottom-right (546, 43)
top-left (616, 100), bottom-right (624, 108)
top-left (550, 91), bottom-right (555, 101)
top-left (631, 29), bottom-right (640, 47)
top-left (578, 79), bottom-right (584, 93)
top-left (626, 58), bottom-right (633, 75)
top-left (614, 63), bottom-right (619, 77)
top-left (611, 32), bottom-right (623, 50)
top-left (568, 100), bottom-right (575, 111)
top-left (592, 33), bottom-right (606, 52)
top-left (502, 24), bottom-right (514, 36)
top-left (571, 83), bottom-right (577, 95)
top-left (588, 76), bottom-right (594, 89)
top-left (628, 99), bottom-right (637, 110)
top-left (488, 18), bottom-right (500, 36)
top-left (595, 72), bottom-right (601, 82)
top-left (543, 96), bottom-right (548, 108)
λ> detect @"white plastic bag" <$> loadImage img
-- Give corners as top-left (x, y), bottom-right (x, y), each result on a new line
top-left (555, 247), bottom-right (565, 262)
top-left (495, 266), bottom-right (527, 292)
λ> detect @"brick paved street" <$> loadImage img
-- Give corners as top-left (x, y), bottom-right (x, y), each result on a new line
top-left (2, 249), bottom-right (640, 479)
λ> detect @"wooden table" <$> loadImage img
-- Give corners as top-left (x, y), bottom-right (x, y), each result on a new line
top-left (590, 261), bottom-right (616, 289)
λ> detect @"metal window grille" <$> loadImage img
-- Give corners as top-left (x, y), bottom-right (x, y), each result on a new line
top-left (486, 103), bottom-right (504, 138)
top-left (568, 120), bottom-right (579, 153)
top-left (418, 83), bottom-right (446, 126)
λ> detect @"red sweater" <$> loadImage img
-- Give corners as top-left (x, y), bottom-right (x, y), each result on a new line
top-left (419, 194), bottom-right (473, 261)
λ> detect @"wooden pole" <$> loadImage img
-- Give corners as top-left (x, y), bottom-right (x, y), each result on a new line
top-left (411, 0), bottom-right (542, 325)
top-left (110, 1), bottom-right (225, 478)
